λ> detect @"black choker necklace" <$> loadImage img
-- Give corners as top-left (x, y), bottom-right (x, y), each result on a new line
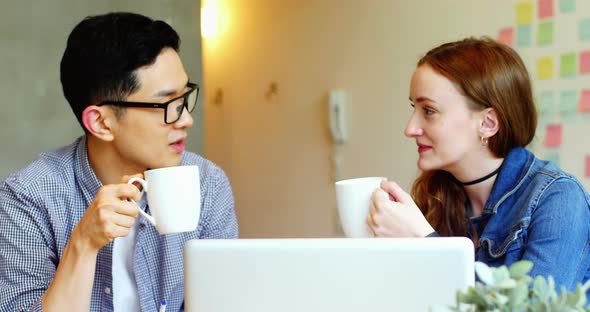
top-left (460, 166), bottom-right (502, 186)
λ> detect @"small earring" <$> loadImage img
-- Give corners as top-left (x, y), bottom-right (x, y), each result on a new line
top-left (480, 136), bottom-right (488, 146)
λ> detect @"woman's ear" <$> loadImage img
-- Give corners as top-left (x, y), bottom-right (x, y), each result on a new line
top-left (479, 107), bottom-right (500, 139)
top-left (82, 105), bottom-right (114, 142)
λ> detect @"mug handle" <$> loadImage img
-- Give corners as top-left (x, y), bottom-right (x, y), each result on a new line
top-left (127, 177), bottom-right (156, 226)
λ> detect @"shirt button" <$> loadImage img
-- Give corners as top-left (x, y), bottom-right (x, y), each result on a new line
top-left (104, 287), bottom-right (111, 295)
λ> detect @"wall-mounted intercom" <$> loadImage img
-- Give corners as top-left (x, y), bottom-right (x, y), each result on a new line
top-left (329, 90), bottom-right (349, 145)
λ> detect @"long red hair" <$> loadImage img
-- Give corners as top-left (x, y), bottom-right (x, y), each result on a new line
top-left (411, 37), bottom-right (537, 237)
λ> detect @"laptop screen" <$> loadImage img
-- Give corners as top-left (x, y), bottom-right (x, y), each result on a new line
top-left (184, 237), bottom-right (474, 312)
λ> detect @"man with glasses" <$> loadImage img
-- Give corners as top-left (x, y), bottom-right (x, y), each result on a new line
top-left (0, 12), bottom-right (238, 311)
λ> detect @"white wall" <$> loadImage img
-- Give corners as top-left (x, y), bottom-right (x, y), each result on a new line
top-left (202, 0), bottom-right (537, 238)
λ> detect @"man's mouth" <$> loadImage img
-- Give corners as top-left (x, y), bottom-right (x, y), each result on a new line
top-left (170, 138), bottom-right (186, 153)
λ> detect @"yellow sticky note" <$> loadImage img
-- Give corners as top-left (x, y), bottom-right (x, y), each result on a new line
top-left (537, 56), bottom-right (554, 79)
top-left (516, 1), bottom-right (534, 25)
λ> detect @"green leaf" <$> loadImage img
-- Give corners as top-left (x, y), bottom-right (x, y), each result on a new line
top-left (491, 292), bottom-right (509, 305)
top-left (508, 260), bottom-right (533, 279)
top-left (574, 285), bottom-right (587, 307)
top-left (495, 278), bottom-right (517, 289)
top-left (457, 286), bottom-right (488, 307)
top-left (518, 275), bottom-right (533, 286)
top-left (474, 286), bottom-right (494, 307)
top-left (492, 266), bottom-right (510, 285)
top-left (546, 276), bottom-right (558, 302)
top-left (533, 276), bottom-right (550, 301)
top-left (475, 262), bottom-right (495, 286)
top-left (507, 283), bottom-right (528, 305)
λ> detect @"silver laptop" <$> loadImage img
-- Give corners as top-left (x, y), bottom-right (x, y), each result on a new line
top-left (184, 238), bottom-right (474, 312)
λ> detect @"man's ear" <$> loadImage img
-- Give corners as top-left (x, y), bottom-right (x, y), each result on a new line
top-left (82, 105), bottom-right (115, 142)
top-left (479, 107), bottom-right (500, 139)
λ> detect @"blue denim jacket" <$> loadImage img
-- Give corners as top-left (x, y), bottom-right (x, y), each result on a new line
top-left (472, 147), bottom-right (590, 291)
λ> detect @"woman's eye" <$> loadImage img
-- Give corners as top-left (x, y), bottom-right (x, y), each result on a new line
top-left (410, 102), bottom-right (435, 115)
top-left (423, 107), bottom-right (435, 115)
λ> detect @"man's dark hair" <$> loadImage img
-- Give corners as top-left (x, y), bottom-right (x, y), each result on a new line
top-left (60, 12), bottom-right (180, 129)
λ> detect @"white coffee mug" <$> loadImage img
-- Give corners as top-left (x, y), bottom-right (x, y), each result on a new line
top-left (335, 177), bottom-right (386, 238)
top-left (128, 165), bottom-right (201, 235)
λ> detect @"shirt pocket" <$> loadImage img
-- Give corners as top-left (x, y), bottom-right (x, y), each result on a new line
top-left (477, 218), bottom-right (529, 265)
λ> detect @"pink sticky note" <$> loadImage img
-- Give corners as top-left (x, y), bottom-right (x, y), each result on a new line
top-left (580, 51), bottom-right (590, 74)
top-left (544, 124), bottom-right (562, 147)
top-left (586, 155), bottom-right (590, 178)
top-left (579, 90), bottom-right (590, 112)
top-left (498, 27), bottom-right (514, 46)
top-left (538, 0), bottom-right (554, 18)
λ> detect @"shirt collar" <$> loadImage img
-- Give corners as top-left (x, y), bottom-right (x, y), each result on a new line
top-left (483, 147), bottom-right (534, 214)
top-left (74, 135), bottom-right (152, 223)
top-left (74, 135), bottom-right (104, 206)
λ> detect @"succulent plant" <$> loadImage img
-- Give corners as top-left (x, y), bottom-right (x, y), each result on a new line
top-left (432, 260), bottom-right (590, 312)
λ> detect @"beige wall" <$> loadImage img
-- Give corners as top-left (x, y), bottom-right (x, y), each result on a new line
top-left (202, 0), bottom-right (516, 238)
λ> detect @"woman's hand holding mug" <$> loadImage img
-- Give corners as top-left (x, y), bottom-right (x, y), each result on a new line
top-left (367, 180), bottom-right (434, 238)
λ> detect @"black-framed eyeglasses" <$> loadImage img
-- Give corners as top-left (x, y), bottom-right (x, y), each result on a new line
top-left (97, 82), bottom-right (200, 124)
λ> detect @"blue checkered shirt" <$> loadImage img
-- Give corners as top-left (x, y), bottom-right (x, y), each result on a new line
top-left (0, 136), bottom-right (238, 311)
